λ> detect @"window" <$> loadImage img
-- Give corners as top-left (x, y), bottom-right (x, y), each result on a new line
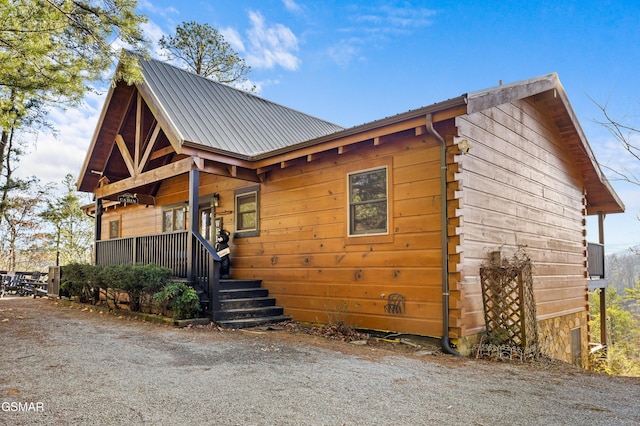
top-left (348, 167), bottom-right (388, 236)
top-left (235, 186), bottom-right (259, 237)
top-left (162, 206), bottom-right (187, 232)
top-left (109, 220), bottom-right (120, 239)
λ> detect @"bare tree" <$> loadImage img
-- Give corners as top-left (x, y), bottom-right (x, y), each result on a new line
top-left (593, 100), bottom-right (640, 187)
top-left (0, 181), bottom-right (49, 271)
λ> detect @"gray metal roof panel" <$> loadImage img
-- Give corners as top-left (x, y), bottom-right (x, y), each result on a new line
top-left (140, 58), bottom-right (344, 157)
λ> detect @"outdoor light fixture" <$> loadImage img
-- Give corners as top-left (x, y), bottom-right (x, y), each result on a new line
top-left (212, 193), bottom-right (220, 207)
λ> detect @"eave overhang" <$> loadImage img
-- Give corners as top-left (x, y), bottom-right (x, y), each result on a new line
top-left (465, 73), bottom-right (624, 215)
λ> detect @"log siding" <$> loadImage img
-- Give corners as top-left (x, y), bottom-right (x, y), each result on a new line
top-left (230, 135), bottom-right (445, 335)
top-left (454, 99), bottom-right (588, 337)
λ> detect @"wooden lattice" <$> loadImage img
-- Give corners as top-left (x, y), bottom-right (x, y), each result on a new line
top-left (479, 251), bottom-right (538, 350)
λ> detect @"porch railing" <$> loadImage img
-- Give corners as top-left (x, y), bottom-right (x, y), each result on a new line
top-left (96, 231), bottom-right (189, 277)
top-left (587, 242), bottom-right (605, 279)
top-left (95, 230), bottom-right (220, 314)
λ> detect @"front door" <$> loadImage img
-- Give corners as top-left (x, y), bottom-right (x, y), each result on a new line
top-left (200, 207), bottom-right (215, 246)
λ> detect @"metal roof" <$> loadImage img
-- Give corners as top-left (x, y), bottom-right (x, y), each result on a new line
top-left (140, 57), bottom-right (344, 158)
top-left (77, 60), bottom-right (624, 215)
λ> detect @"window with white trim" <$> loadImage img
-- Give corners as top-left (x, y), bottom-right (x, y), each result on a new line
top-left (348, 166), bottom-right (388, 236)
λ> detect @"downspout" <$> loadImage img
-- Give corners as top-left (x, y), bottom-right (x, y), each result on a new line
top-left (425, 113), bottom-right (461, 356)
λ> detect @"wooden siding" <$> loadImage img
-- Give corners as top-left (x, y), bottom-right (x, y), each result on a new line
top-left (99, 133), bottom-right (447, 336)
top-left (99, 175), bottom-right (192, 240)
top-left (231, 135), bottom-right (444, 336)
top-left (453, 98), bottom-right (587, 337)
top-left (101, 204), bottom-right (161, 239)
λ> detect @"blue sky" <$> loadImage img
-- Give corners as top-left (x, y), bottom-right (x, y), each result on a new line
top-left (17, 0), bottom-right (640, 253)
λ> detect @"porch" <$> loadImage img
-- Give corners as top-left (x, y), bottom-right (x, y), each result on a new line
top-left (95, 231), bottom-right (289, 327)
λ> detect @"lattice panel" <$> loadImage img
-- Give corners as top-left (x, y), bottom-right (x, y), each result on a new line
top-left (480, 252), bottom-right (538, 350)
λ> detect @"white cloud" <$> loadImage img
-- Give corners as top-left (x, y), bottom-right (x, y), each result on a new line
top-left (354, 5), bottom-right (436, 31)
top-left (592, 133), bottom-right (640, 186)
top-left (324, 4), bottom-right (437, 67)
top-left (141, 20), bottom-right (169, 59)
top-left (282, 0), bottom-right (302, 14)
top-left (220, 27), bottom-right (246, 53)
top-left (325, 39), bottom-right (364, 67)
top-left (137, 0), bottom-right (179, 19)
top-left (15, 95), bottom-right (105, 192)
top-left (245, 11), bottom-right (300, 71)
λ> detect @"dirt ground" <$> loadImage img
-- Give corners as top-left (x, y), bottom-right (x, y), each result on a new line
top-left (1, 296), bottom-right (639, 425)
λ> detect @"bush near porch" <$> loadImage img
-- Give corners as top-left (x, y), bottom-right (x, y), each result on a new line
top-left (60, 263), bottom-right (201, 320)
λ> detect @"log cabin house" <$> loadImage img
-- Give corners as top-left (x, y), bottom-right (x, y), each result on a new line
top-left (77, 57), bottom-right (624, 365)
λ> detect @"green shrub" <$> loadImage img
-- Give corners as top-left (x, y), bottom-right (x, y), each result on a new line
top-left (123, 264), bottom-right (172, 311)
top-left (101, 264), bottom-right (129, 308)
top-left (61, 263), bottom-right (96, 303)
top-left (137, 263), bottom-right (173, 294)
top-left (153, 282), bottom-right (202, 320)
top-left (62, 263), bottom-right (197, 318)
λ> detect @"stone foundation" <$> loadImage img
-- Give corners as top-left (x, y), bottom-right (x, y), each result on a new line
top-left (454, 311), bottom-right (590, 368)
top-left (537, 311), bottom-right (589, 368)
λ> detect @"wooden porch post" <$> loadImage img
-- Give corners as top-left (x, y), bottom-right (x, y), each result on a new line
top-left (187, 169), bottom-right (199, 279)
top-left (600, 288), bottom-right (607, 347)
top-left (94, 198), bottom-right (103, 265)
top-left (95, 198), bottom-right (102, 242)
top-left (598, 211), bottom-right (607, 347)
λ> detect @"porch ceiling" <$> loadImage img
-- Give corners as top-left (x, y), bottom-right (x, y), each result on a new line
top-left (78, 80), bottom-right (136, 193)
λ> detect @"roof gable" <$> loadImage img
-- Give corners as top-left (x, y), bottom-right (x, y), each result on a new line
top-left (464, 73), bottom-right (624, 214)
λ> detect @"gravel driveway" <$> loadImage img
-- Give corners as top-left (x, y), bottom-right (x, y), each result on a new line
top-left (1, 297), bottom-right (639, 425)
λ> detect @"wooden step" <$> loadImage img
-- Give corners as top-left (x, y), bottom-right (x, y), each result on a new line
top-left (215, 315), bottom-right (291, 329)
top-left (220, 296), bottom-right (276, 310)
top-left (214, 306), bottom-right (285, 321)
top-left (220, 279), bottom-right (263, 290)
top-left (219, 288), bottom-right (269, 299)
top-left (212, 278), bottom-right (290, 328)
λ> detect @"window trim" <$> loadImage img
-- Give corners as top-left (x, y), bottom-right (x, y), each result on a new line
top-left (348, 166), bottom-right (389, 237)
top-left (162, 205), bottom-right (187, 233)
top-left (345, 158), bottom-right (393, 244)
top-left (234, 185), bottom-right (260, 238)
top-left (108, 220), bottom-right (120, 239)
